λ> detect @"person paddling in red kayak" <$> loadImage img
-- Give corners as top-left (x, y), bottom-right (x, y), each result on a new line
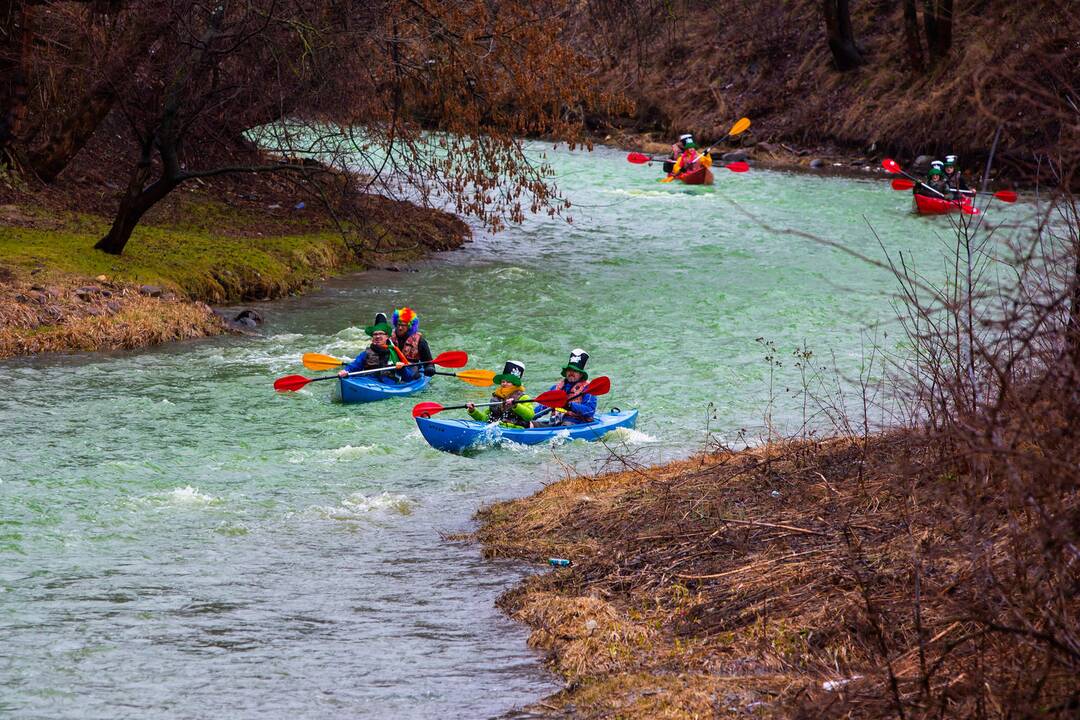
top-left (338, 313), bottom-right (407, 383)
top-left (389, 306), bottom-right (435, 381)
top-left (533, 349), bottom-right (597, 426)
top-left (943, 155), bottom-right (970, 200)
top-left (669, 136), bottom-right (704, 179)
top-left (466, 360), bottom-right (535, 428)
top-left (916, 162), bottom-right (949, 199)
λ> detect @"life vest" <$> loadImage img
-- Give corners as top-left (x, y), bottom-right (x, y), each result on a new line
top-left (394, 331), bottom-right (423, 362)
top-left (362, 344), bottom-right (393, 371)
top-left (553, 379), bottom-right (592, 422)
top-left (489, 388), bottom-right (528, 427)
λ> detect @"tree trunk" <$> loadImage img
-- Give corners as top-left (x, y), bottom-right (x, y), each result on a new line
top-left (923, 0), bottom-right (954, 63)
top-left (0, 3), bottom-right (33, 162)
top-left (25, 87), bottom-right (116, 181)
top-left (822, 0), bottom-right (864, 71)
top-left (94, 140), bottom-right (178, 255)
top-left (902, 0), bottom-right (925, 72)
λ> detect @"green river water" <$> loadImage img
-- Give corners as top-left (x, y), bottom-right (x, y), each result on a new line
top-left (0, 145), bottom-right (1011, 718)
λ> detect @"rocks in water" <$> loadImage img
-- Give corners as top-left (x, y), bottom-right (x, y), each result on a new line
top-left (139, 285), bottom-right (163, 297)
top-left (913, 154), bottom-right (934, 169)
top-left (809, 158), bottom-right (825, 169)
top-left (721, 150), bottom-right (749, 163)
top-left (223, 310), bottom-right (263, 332)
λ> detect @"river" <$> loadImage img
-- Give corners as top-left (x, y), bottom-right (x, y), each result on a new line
top-left (0, 145), bottom-right (1009, 718)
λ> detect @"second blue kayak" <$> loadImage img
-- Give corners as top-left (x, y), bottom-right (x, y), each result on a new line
top-left (333, 373), bottom-right (432, 404)
top-left (415, 409), bottom-right (639, 453)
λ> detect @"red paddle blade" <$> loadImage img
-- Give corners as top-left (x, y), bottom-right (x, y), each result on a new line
top-left (274, 374), bottom-right (311, 392)
top-left (626, 152), bottom-right (652, 164)
top-left (724, 161), bottom-right (750, 173)
top-left (994, 190), bottom-right (1018, 203)
top-left (412, 401), bottom-right (444, 418)
top-left (433, 350), bottom-right (467, 368)
top-left (891, 178), bottom-right (915, 190)
top-left (533, 389), bottom-right (569, 408)
top-left (962, 205), bottom-right (981, 216)
top-left (882, 158), bottom-right (901, 174)
top-left (585, 376), bottom-right (611, 395)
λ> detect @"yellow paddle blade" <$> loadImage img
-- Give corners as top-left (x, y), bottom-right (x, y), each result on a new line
top-left (729, 117), bottom-right (751, 136)
top-left (660, 175), bottom-right (676, 183)
top-left (302, 352), bottom-right (346, 371)
top-left (456, 369), bottom-right (496, 387)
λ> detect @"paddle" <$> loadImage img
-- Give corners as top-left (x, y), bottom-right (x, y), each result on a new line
top-left (275, 350), bottom-right (468, 392)
top-left (531, 376), bottom-right (611, 421)
top-left (629, 152), bottom-right (749, 173)
top-left (412, 388), bottom-right (569, 419)
top-left (303, 350), bottom-right (490, 385)
top-left (432, 369), bottom-right (495, 387)
top-left (890, 178), bottom-right (1017, 203)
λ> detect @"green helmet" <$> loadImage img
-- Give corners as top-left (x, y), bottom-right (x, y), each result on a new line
top-left (929, 167), bottom-right (942, 176)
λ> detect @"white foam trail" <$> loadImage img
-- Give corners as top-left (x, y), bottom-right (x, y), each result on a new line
top-left (327, 444), bottom-right (376, 461)
top-left (160, 486), bottom-right (220, 506)
top-left (309, 492), bottom-right (413, 520)
top-left (607, 427), bottom-right (657, 444)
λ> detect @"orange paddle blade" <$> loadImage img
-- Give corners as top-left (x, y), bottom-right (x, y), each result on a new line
top-left (274, 374), bottom-right (312, 392)
top-left (728, 117), bottom-right (751, 136)
top-left (302, 352), bottom-right (346, 371)
top-left (456, 369), bottom-right (495, 386)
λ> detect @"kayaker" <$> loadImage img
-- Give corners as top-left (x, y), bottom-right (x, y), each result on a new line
top-left (943, 155), bottom-right (970, 200)
top-left (466, 360), bottom-right (535, 428)
top-left (534, 349), bottom-right (596, 426)
top-left (670, 133), bottom-right (693, 161)
top-left (670, 138), bottom-right (703, 178)
top-left (338, 313), bottom-right (405, 383)
top-left (917, 163), bottom-right (948, 198)
top-left (390, 306), bottom-right (434, 380)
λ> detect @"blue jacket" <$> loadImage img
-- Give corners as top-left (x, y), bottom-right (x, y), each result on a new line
top-left (540, 382), bottom-right (596, 423)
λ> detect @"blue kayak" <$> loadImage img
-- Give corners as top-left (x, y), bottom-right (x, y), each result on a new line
top-left (415, 409), bottom-right (638, 453)
top-left (332, 373), bottom-right (432, 404)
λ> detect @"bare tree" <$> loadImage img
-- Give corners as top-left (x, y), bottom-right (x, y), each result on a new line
top-left (822, 0), bottom-right (864, 71)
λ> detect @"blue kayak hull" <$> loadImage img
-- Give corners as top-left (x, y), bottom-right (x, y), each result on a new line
top-left (333, 374), bottom-right (431, 404)
top-left (415, 409), bottom-right (639, 453)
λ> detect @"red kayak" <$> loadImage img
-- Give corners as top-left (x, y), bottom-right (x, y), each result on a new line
top-left (913, 192), bottom-right (979, 216)
top-left (678, 165), bottom-right (714, 185)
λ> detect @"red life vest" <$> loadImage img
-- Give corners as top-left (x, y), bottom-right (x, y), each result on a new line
top-left (394, 331), bottom-right (422, 362)
top-left (554, 378), bottom-right (592, 421)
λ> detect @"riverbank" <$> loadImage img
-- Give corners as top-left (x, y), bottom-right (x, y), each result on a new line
top-left (477, 431), bottom-right (1077, 718)
top-left (0, 190), bottom-right (469, 359)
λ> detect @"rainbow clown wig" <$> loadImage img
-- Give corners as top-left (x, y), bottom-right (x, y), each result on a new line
top-left (392, 307), bottom-right (419, 334)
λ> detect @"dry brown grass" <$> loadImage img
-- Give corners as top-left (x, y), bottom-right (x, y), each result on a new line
top-left (477, 432), bottom-right (1078, 718)
top-left (0, 270), bottom-right (223, 358)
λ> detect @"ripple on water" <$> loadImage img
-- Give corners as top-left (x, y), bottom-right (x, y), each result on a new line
top-left (304, 491), bottom-right (413, 521)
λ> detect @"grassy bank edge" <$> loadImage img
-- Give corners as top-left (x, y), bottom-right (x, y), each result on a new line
top-left (0, 198), bottom-right (469, 359)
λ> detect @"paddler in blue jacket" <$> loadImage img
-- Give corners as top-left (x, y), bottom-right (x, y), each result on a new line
top-left (534, 349), bottom-right (597, 426)
top-left (338, 313), bottom-right (405, 383)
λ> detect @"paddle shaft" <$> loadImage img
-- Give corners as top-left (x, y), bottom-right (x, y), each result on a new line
top-left (313, 358), bottom-right (439, 384)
